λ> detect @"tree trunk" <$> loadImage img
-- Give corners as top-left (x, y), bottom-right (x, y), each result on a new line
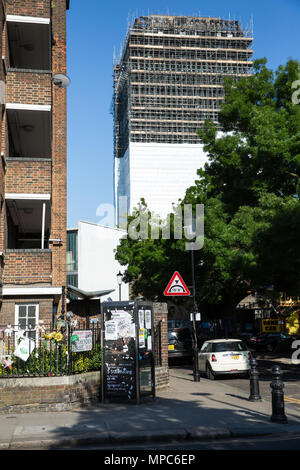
top-left (231, 308), bottom-right (238, 337)
top-left (224, 290), bottom-right (239, 337)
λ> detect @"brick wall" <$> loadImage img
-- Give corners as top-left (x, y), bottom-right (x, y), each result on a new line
top-left (5, 159), bottom-right (51, 193)
top-left (155, 366), bottom-right (169, 389)
top-left (50, 0), bottom-right (67, 313)
top-left (0, 2), bottom-right (6, 292)
top-left (6, 72), bottom-right (51, 106)
top-left (0, 372), bottom-right (100, 413)
top-left (0, 296), bottom-right (53, 324)
top-left (3, 249), bottom-right (52, 284)
top-left (0, 0), bottom-right (69, 319)
top-left (153, 302), bottom-right (169, 388)
top-left (2, 3), bottom-right (9, 69)
top-left (6, 0), bottom-right (51, 18)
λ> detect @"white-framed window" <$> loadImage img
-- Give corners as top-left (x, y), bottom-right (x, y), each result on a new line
top-left (14, 303), bottom-right (39, 342)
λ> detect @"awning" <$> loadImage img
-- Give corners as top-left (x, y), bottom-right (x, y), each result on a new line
top-left (67, 285), bottom-right (115, 300)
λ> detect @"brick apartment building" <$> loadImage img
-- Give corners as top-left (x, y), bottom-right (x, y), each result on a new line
top-left (0, 0), bottom-right (70, 329)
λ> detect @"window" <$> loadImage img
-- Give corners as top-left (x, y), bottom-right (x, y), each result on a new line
top-left (212, 341), bottom-right (246, 352)
top-left (200, 342), bottom-right (209, 352)
top-left (15, 304), bottom-right (39, 342)
top-left (168, 331), bottom-right (177, 341)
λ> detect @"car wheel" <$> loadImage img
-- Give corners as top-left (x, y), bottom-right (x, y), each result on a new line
top-left (206, 364), bottom-right (215, 380)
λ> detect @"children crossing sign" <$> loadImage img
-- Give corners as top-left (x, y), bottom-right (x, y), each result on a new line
top-left (164, 271), bottom-right (191, 296)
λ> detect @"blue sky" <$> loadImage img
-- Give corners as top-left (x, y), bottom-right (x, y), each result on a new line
top-left (66, 0), bottom-right (300, 228)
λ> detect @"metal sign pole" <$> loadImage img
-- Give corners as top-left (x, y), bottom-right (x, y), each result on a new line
top-left (191, 249), bottom-right (200, 382)
top-left (151, 303), bottom-right (156, 400)
top-left (100, 302), bottom-right (105, 404)
top-left (134, 301), bottom-right (140, 404)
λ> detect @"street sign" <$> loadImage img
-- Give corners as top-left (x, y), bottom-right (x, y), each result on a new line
top-left (71, 330), bottom-right (93, 352)
top-left (190, 313), bottom-right (201, 321)
top-left (262, 319), bottom-right (281, 333)
top-left (164, 271), bottom-right (191, 296)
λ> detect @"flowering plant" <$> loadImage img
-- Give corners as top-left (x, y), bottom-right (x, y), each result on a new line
top-left (44, 331), bottom-right (64, 343)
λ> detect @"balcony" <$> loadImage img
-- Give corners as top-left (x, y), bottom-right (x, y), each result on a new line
top-left (6, 194), bottom-right (51, 250)
top-left (6, 103), bottom-right (51, 160)
top-left (6, 15), bottom-right (51, 71)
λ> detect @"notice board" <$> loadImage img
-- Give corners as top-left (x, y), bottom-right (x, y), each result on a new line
top-left (101, 300), bottom-right (155, 404)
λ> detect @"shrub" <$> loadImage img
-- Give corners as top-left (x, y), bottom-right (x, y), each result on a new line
top-left (0, 345), bottom-right (102, 377)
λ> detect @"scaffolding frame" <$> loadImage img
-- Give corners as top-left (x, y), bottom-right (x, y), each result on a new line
top-left (113, 15), bottom-right (253, 158)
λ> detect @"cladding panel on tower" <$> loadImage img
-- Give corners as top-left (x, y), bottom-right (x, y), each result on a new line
top-left (113, 15), bottom-right (253, 222)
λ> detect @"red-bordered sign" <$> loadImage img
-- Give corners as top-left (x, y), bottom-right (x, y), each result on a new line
top-left (163, 271), bottom-right (191, 296)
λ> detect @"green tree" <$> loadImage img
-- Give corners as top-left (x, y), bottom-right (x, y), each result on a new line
top-left (115, 201), bottom-right (189, 301)
top-left (182, 58), bottom-right (300, 317)
top-left (195, 59), bottom-right (300, 213)
top-left (115, 59), bottom-right (300, 334)
top-left (251, 194), bottom-right (300, 295)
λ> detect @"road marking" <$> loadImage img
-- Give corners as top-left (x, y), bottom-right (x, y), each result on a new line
top-left (284, 397), bottom-right (300, 404)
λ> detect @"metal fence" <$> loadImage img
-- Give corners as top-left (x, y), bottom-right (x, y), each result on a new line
top-left (0, 320), bottom-right (101, 378)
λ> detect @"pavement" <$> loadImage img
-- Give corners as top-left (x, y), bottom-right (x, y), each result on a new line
top-left (1, 365), bottom-right (300, 450)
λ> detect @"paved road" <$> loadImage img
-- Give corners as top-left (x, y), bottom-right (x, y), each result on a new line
top-left (215, 354), bottom-right (300, 403)
top-left (169, 354), bottom-right (300, 410)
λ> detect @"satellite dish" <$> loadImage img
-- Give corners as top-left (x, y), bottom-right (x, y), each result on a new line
top-left (52, 73), bottom-right (71, 88)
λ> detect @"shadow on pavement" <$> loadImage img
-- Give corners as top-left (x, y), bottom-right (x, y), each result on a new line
top-left (43, 376), bottom-right (300, 450)
top-left (225, 393), bottom-right (253, 402)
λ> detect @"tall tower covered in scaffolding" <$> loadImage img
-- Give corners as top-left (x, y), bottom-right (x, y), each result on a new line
top-left (113, 15), bottom-right (253, 224)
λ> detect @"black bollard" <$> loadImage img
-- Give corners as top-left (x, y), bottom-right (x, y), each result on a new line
top-left (193, 348), bottom-right (200, 382)
top-left (270, 365), bottom-right (287, 423)
top-left (249, 357), bottom-right (262, 401)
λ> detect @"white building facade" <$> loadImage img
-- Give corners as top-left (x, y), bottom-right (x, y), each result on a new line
top-left (114, 141), bottom-right (208, 222)
top-left (67, 221), bottom-right (129, 302)
top-left (113, 15), bottom-right (253, 225)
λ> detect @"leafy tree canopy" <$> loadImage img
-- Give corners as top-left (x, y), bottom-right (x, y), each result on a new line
top-left (192, 59), bottom-right (300, 213)
top-left (115, 59), bottom-right (300, 321)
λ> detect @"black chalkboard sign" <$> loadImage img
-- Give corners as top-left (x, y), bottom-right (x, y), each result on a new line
top-left (105, 361), bottom-right (135, 399)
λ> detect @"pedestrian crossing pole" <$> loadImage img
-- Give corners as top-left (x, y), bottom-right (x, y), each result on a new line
top-left (191, 249), bottom-right (200, 382)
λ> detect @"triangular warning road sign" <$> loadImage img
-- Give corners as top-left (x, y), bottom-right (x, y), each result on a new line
top-left (164, 271), bottom-right (191, 296)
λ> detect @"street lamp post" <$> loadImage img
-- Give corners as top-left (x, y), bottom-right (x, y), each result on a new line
top-left (117, 271), bottom-right (123, 301)
top-left (191, 249), bottom-right (200, 382)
